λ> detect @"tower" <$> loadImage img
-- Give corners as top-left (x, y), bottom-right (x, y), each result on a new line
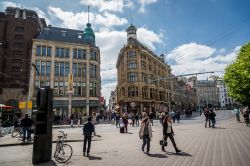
top-left (126, 24), bottom-right (137, 40)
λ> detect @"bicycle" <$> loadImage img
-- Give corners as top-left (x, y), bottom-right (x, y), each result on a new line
top-left (12, 124), bottom-right (23, 138)
top-left (54, 131), bottom-right (73, 163)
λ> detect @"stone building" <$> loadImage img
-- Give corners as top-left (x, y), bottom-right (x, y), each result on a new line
top-left (29, 23), bottom-right (101, 117)
top-left (172, 77), bottom-right (197, 112)
top-left (116, 24), bottom-right (173, 114)
top-left (108, 90), bottom-right (117, 111)
top-left (0, 7), bottom-right (46, 110)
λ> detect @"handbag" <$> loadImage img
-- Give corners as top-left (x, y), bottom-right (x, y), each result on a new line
top-left (160, 139), bottom-right (168, 146)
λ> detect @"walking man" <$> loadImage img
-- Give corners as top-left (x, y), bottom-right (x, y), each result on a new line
top-left (204, 107), bottom-right (211, 128)
top-left (21, 114), bottom-right (33, 142)
top-left (162, 115), bottom-right (181, 153)
top-left (83, 117), bottom-right (95, 157)
top-left (139, 112), bottom-right (152, 155)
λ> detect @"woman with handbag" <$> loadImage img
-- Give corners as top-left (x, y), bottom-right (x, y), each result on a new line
top-left (139, 112), bottom-right (152, 155)
top-left (162, 115), bottom-right (181, 153)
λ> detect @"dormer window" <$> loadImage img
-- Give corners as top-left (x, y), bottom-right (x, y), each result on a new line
top-left (61, 31), bottom-right (66, 37)
top-left (78, 33), bottom-right (82, 38)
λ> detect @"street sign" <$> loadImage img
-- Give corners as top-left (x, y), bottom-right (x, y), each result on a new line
top-left (27, 101), bottom-right (32, 109)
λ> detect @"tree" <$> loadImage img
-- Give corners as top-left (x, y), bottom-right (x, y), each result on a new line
top-left (224, 42), bottom-right (250, 107)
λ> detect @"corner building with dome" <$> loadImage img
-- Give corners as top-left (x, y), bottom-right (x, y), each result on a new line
top-left (29, 22), bottom-right (101, 118)
top-left (116, 24), bottom-right (173, 114)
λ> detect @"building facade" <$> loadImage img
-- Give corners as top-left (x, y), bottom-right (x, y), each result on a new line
top-left (29, 23), bottom-right (101, 117)
top-left (0, 7), bottom-right (46, 109)
top-left (172, 78), bottom-right (197, 112)
top-left (108, 90), bottom-right (117, 111)
top-left (196, 80), bottom-right (220, 108)
top-left (116, 24), bottom-right (173, 114)
top-left (216, 78), bottom-right (235, 108)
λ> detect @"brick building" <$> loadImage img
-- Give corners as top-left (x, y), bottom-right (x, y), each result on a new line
top-left (0, 7), bottom-right (46, 110)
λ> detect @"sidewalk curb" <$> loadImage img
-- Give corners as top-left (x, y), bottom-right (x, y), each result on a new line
top-left (0, 139), bottom-right (100, 147)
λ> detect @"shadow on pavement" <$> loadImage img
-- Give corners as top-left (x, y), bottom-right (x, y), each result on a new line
top-left (166, 151), bottom-right (192, 157)
top-left (148, 153), bottom-right (168, 158)
top-left (33, 160), bottom-right (57, 166)
top-left (126, 132), bottom-right (134, 134)
top-left (88, 155), bottom-right (102, 160)
top-left (214, 127), bottom-right (226, 129)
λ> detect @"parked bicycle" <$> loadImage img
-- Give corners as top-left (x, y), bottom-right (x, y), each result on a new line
top-left (12, 123), bottom-right (23, 138)
top-left (54, 131), bottom-right (73, 163)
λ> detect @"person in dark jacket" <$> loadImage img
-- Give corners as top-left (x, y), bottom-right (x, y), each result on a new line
top-left (83, 117), bottom-right (95, 156)
top-left (20, 114), bottom-right (33, 142)
top-left (209, 109), bottom-right (216, 128)
top-left (204, 107), bottom-right (211, 128)
top-left (162, 115), bottom-right (181, 153)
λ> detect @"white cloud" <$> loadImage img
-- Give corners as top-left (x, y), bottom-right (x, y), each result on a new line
top-left (138, 0), bottom-right (158, 13)
top-left (80, 0), bottom-right (134, 12)
top-left (0, 1), bottom-right (21, 10)
top-left (167, 43), bottom-right (240, 79)
top-left (137, 27), bottom-right (163, 50)
top-left (48, 6), bottom-right (128, 29)
top-left (167, 42), bottom-right (216, 64)
top-left (0, 1), bottom-right (51, 24)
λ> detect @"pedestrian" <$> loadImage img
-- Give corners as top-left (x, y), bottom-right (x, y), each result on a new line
top-left (209, 109), bottom-right (216, 128)
top-left (161, 115), bottom-right (181, 153)
top-left (83, 117), bottom-right (95, 157)
top-left (204, 107), bottom-right (211, 128)
top-left (135, 113), bottom-right (140, 126)
top-left (233, 107), bottom-right (240, 121)
top-left (122, 113), bottom-right (128, 133)
top-left (20, 114), bottom-right (33, 142)
top-left (149, 111), bottom-right (154, 126)
top-left (131, 113), bottom-right (135, 126)
top-left (175, 111), bottom-right (181, 123)
top-left (115, 113), bottom-right (121, 128)
top-left (92, 113), bottom-right (97, 125)
top-left (171, 110), bottom-right (176, 123)
top-left (139, 112), bottom-right (152, 155)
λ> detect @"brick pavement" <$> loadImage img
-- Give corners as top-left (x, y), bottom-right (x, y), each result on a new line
top-left (0, 110), bottom-right (249, 166)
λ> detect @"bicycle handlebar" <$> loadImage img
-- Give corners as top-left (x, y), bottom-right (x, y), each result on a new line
top-left (58, 131), bottom-right (67, 137)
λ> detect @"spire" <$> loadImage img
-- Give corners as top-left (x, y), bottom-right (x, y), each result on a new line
top-left (88, 6), bottom-right (90, 23)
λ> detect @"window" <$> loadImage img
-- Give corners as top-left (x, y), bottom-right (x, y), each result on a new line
top-left (56, 48), bottom-right (60, 57)
top-left (65, 49), bottom-right (69, 58)
top-left (47, 47), bottom-right (51, 56)
top-left (65, 62), bottom-right (69, 76)
top-left (60, 48), bottom-right (65, 57)
top-left (73, 49), bottom-right (77, 59)
top-left (90, 51), bottom-right (97, 60)
top-left (82, 83), bottom-right (86, 96)
top-left (78, 64), bottom-right (82, 77)
top-left (13, 43), bottom-right (23, 48)
top-left (142, 86), bottom-right (147, 99)
top-left (78, 49), bottom-right (83, 59)
top-left (15, 27), bottom-right (24, 32)
top-left (127, 60), bottom-right (137, 69)
top-left (82, 64), bottom-right (86, 78)
top-left (46, 62), bottom-right (51, 76)
top-left (89, 82), bottom-right (97, 97)
top-left (128, 72), bottom-right (137, 82)
top-left (41, 61), bottom-right (46, 76)
top-left (36, 61), bottom-right (41, 74)
top-left (90, 64), bottom-right (97, 78)
top-left (55, 62), bottom-right (59, 76)
top-left (78, 33), bottom-right (82, 38)
top-left (42, 46), bottom-right (46, 56)
top-left (60, 62), bottom-right (65, 76)
top-left (15, 35), bottom-right (24, 39)
top-left (14, 51), bottom-right (23, 57)
top-left (73, 63), bottom-right (77, 76)
top-left (127, 50), bottom-right (136, 58)
top-left (128, 86), bottom-right (138, 97)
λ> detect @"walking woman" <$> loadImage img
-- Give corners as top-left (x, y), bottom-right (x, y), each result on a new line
top-left (162, 115), bottom-right (181, 153)
top-left (139, 112), bottom-right (152, 155)
top-left (122, 113), bottom-right (129, 133)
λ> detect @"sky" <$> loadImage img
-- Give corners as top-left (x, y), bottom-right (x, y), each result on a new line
top-left (1, 0), bottom-right (250, 100)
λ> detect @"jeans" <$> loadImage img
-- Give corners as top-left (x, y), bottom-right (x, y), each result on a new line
top-left (142, 135), bottom-right (150, 152)
top-left (22, 127), bottom-right (31, 141)
top-left (205, 116), bottom-right (211, 127)
top-left (116, 120), bottom-right (120, 128)
top-left (162, 133), bottom-right (178, 152)
top-left (83, 136), bottom-right (92, 154)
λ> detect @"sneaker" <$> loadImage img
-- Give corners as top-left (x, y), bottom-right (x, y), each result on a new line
top-left (176, 149), bottom-right (181, 153)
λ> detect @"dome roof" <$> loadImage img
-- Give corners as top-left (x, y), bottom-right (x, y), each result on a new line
top-left (126, 24), bottom-right (137, 31)
top-left (83, 23), bottom-right (95, 37)
top-left (83, 23), bottom-right (95, 45)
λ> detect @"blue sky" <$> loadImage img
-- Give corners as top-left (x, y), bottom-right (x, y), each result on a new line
top-left (1, 0), bottom-right (249, 99)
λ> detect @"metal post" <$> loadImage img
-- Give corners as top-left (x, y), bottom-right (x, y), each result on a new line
top-left (86, 51), bottom-right (90, 116)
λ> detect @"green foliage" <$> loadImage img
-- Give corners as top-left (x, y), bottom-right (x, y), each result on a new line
top-left (224, 42), bottom-right (250, 106)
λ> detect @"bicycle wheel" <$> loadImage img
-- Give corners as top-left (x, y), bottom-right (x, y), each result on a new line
top-left (12, 130), bottom-right (19, 138)
top-left (54, 144), bottom-right (73, 163)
